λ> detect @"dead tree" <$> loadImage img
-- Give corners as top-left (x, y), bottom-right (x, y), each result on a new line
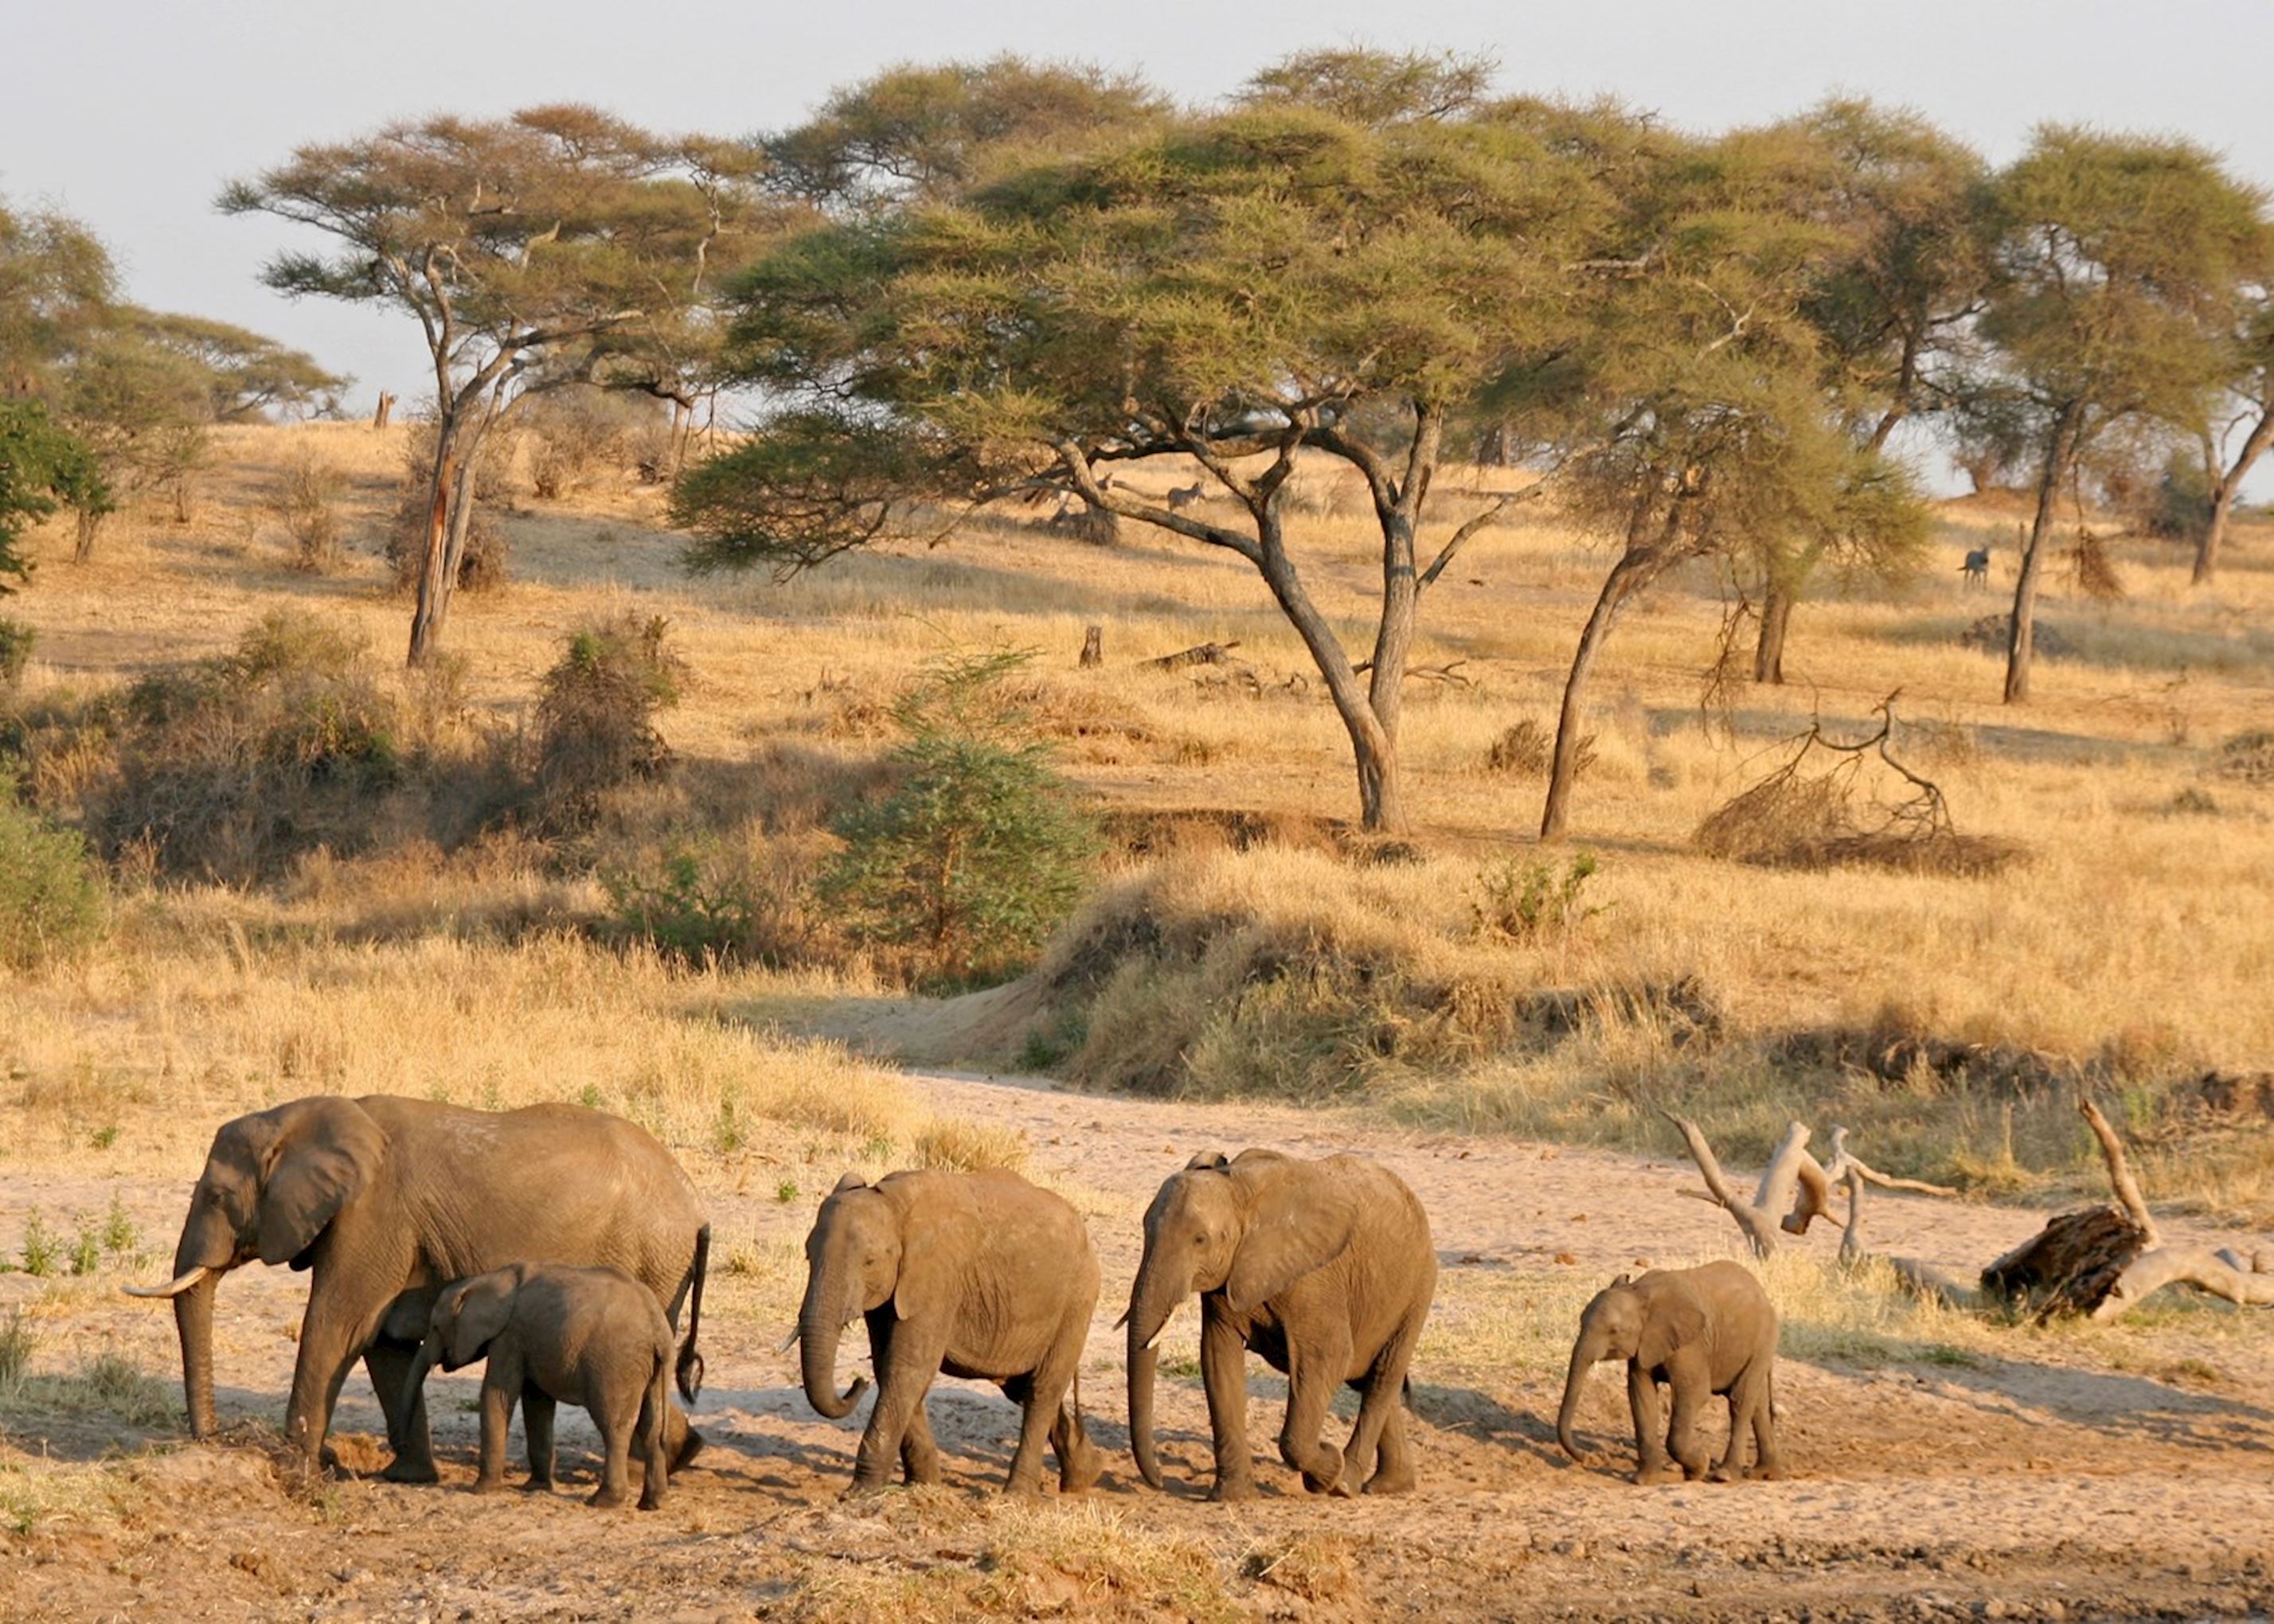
top-left (1080, 626), bottom-right (1103, 669)
top-left (1983, 1099), bottom-right (2274, 1320)
top-left (1665, 1112), bottom-right (1956, 1263)
top-left (372, 392), bottom-right (396, 430)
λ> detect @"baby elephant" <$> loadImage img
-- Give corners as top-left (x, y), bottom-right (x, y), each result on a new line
top-left (1557, 1259), bottom-right (1783, 1484)
top-left (405, 1263), bottom-right (678, 1509)
top-left (792, 1168), bottom-right (1101, 1496)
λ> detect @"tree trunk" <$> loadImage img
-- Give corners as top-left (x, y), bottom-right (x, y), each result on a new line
top-left (406, 427), bottom-right (462, 667)
top-left (2194, 486), bottom-right (2234, 584)
top-left (1254, 518), bottom-right (1407, 833)
top-left (1752, 584), bottom-right (1794, 685)
top-left (2194, 404), bottom-right (2272, 584)
top-left (1541, 557), bottom-right (1646, 841)
top-left (372, 392), bottom-right (395, 431)
top-left (72, 506), bottom-right (103, 564)
top-left (2004, 406), bottom-right (2080, 705)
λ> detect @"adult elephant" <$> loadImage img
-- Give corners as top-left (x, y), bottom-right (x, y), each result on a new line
top-left (1123, 1149), bottom-right (1435, 1501)
top-left (124, 1095), bottom-right (709, 1482)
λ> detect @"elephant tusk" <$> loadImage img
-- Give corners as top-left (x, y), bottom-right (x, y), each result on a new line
top-left (1111, 1309), bottom-right (1129, 1330)
top-left (778, 1325), bottom-right (799, 1354)
top-left (122, 1267), bottom-right (210, 1300)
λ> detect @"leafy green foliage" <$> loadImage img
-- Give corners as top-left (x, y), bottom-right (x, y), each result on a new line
top-left (601, 843), bottom-right (759, 966)
top-left (1470, 853), bottom-right (1604, 943)
top-left (0, 400), bottom-right (107, 589)
top-left (0, 770), bottom-right (104, 970)
top-left (821, 650), bottom-right (1097, 989)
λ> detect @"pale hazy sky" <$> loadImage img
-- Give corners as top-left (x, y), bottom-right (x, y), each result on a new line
top-left (5, 0), bottom-right (2271, 415)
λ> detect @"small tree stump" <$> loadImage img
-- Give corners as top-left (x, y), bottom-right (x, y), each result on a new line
top-left (1080, 626), bottom-right (1104, 669)
top-left (373, 391), bottom-right (396, 430)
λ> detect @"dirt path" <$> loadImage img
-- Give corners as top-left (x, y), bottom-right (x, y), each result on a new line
top-left (3, 1068), bottom-right (2271, 1621)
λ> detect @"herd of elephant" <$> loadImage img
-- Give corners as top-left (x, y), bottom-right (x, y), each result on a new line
top-left (122, 1095), bottom-right (1784, 1509)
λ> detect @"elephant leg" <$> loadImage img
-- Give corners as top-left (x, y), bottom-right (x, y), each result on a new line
top-left (637, 1388), bottom-right (670, 1513)
top-left (286, 1285), bottom-right (391, 1470)
top-left (1200, 1307), bottom-right (1256, 1503)
top-left (1049, 1395), bottom-right (1099, 1494)
top-left (589, 1395), bottom-right (635, 1509)
top-left (999, 1372), bottom-right (1055, 1496)
top-left (1372, 1400), bottom-right (1414, 1497)
top-left (1663, 1366), bottom-right (1710, 1482)
top-left (1750, 1367), bottom-right (1786, 1482)
top-left (522, 1386), bottom-right (557, 1491)
top-left (899, 1398), bottom-right (942, 1486)
top-left (474, 1354), bottom-right (522, 1494)
top-left (852, 1320), bottom-right (941, 1494)
top-left (364, 1341), bottom-right (439, 1484)
top-left (1278, 1321), bottom-right (1352, 1496)
top-left (1350, 1311), bottom-right (1425, 1496)
top-left (1627, 1364), bottom-right (1676, 1485)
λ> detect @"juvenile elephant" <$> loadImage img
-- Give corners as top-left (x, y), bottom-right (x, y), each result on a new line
top-left (404, 1263), bottom-right (675, 1509)
top-left (1557, 1259), bottom-right (1783, 1483)
top-left (124, 1095), bottom-right (709, 1482)
top-left (793, 1168), bottom-right (1100, 1496)
top-left (1123, 1150), bottom-right (1435, 1501)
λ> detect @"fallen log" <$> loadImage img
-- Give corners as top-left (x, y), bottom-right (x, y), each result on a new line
top-left (1143, 640), bottom-right (1244, 672)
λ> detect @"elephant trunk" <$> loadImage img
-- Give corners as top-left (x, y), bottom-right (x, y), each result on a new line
top-left (1557, 1333), bottom-right (1601, 1461)
top-left (797, 1259), bottom-right (869, 1421)
top-left (398, 1333), bottom-right (443, 1439)
top-left (158, 1204), bottom-right (239, 1441)
top-left (1123, 1266), bottom-right (1180, 1490)
top-left (173, 1270), bottom-right (221, 1440)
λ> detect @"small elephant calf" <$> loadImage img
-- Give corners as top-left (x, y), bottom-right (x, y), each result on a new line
top-left (406, 1263), bottom-right (678, 1509)
top-left (1557, 1259), bottom-right (1783, 1484)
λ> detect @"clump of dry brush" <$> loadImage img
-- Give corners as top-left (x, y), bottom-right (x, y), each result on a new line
top-left (1695, 695), bottom-right (2026, 878)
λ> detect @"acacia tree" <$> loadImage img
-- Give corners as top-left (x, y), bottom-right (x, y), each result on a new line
top-left (1537, 132), bottom-right (1928, 839)
top-left (0, 201), bottom-right (114, 396)
top-left (1976, 128), bottom-right (2264, 703)
top-left (1741, 101), bottom-right (1992, 682)
top-left (223, 107), bottom-right (774, 662)
top-left (2186, 282), bottom-right (2274, 583)
top-left (677, 71), bottom-right (1614, 832)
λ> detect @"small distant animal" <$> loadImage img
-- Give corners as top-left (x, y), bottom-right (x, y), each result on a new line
top-left (1960, 545), bottom-right (1991, 587)
top-left (1166, 482), bottom-right (1205, 513)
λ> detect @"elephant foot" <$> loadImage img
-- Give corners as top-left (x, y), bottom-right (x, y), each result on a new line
top-left (842, 1478), bottom-right (889, 1501)
top-left (1297, 1443), bottom-right (1346, 1496)
top-left (1706, 1462), bottom-right (1745, 1485)
top-left (1207, 1478), bottom-right (1258, 1504)
top-left (1633, 1461), bottom-right (1683, 1486)
top-left (522, 1475), bottom-right (556, 1494)
top-left (670, 1428), bottom-right (705, 1472)
top-left (1756, 1462), bottom-right (1789, 1482)
top-left (588, 1486), bottom-right (630, 1509)
top-left (380, 1457), bottom-right (440, 1485)
top-left (1004, 1476), bottom-right (1047, 1498)
top-left (1363, 1468), bottom-right (1416, 1497)
top-left (471, 1474), bottom-right (508, 1496)
top-left (637, 1489), bottom-right (665, 1512)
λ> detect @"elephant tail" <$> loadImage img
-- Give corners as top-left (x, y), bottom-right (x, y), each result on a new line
top-left (675, 1224), bottom-right (710, 1403)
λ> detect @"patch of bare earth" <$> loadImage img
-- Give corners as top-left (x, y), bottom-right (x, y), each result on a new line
top-left (4, 1068), bottom-right (2270, 1621)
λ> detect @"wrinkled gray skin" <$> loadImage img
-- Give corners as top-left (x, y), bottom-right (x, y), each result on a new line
top-left (404, 1263), bottom-right (675, 1509)
top-left (795, 1168), bottom-right (1100, 1497)
top-left (129, 1095), bottom-right (709, 1482)
top-left (1124, 1150), bottom-right (1436, 1501)
top-left (1557, 1259), bottom-right (1783, 1484)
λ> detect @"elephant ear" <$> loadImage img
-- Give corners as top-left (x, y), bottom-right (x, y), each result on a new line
top-left (255, 1098), bottom-right (387, 1267)
top-left (446, 1273), bottom-right (516, 1366)
top-left (1635, 1288), bottom-right (1707, 1372)
top-left (830, 1171), bottom-right (868, 1196)
top-left (1223, 1162), bottom-right (1359, 1317)
top-left (1183, 1151), bottom-right (1230, 1173)
top-left (893, 1198), bottom-right (974, 1324)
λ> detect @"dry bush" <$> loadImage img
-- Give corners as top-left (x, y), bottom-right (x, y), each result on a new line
top-left (270, 447), bottom-right (346, 572)
top-left (2215, 730), bottom-right (2274, 786)
top-left (523, 388), bottom-right (661, 499)
top-left (532, 614), bottom-right (688, 830)
top-left (2067, 529), bottom-right (2127, 602)
top-left (1697, 772), bottom-right (2024, 877)
top-left (1483, 717), bottom-right (1590, 779)
top-left (908, 1118), bottom-right (1032, 1173)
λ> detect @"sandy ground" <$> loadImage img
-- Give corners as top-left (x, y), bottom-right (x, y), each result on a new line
top-left (4, 1068), bottom-right (2271, 1621)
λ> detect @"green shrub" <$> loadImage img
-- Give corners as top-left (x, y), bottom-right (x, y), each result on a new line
top-left (1470, 852), bottom-right (1604, 943)
top-left (0, 771), bottom-right (104, 970)
top-left (0, 618), bottom-right (33, 690)
top-left (18, 1211), bottom-right (60, 1278)
top-left (533, 614), bottom-right (686, 829)
top-left (820, 650), bottom-right (1098, 990)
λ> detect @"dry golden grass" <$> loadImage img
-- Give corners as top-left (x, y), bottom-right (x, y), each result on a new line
top-left (4, 424), bottom-right (2271, 1211)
